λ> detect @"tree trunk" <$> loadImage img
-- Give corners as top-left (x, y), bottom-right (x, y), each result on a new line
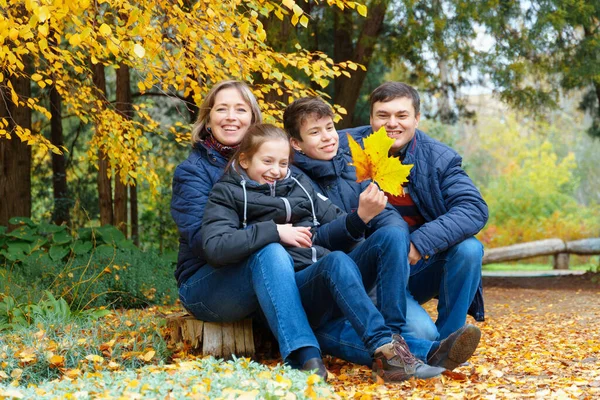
top-left (130, 183), bottom-right (139, 246)
top-left (92, 63), bottom-right (114, 226)
top-left (114, 63), bottom-right (132, 236)
top-left (432, 0), bottom-right (454, 124)
top-left (0, 60), bottom-right (32, 228)
top-left (49, 79), bottom-right (70, 225)
top-left (333, 0), bottom-right (391, 128)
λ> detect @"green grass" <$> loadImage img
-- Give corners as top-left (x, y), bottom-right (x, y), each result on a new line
top-left (483, 256), bottom-right (599, 272)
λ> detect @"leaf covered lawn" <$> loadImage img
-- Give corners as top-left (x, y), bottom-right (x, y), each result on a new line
top-left (1, 281), bottom-right (599, 399)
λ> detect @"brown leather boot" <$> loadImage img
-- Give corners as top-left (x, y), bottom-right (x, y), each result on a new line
top-left (372, 334), bottom-right (445, 382)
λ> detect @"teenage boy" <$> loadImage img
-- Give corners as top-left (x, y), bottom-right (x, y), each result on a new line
top-left (283, 96), bottom-right (482, 371)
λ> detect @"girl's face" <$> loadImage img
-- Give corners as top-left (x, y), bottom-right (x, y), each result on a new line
top-left (207, 87), bottom-right (253, 146)
top-left (240, 139), bottom-right (290, 185)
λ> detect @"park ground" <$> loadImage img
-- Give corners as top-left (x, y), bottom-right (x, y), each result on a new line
top-left (1, 273), bottom-right (598, 399)
top-left (320, 273), bottom-right (600, 399)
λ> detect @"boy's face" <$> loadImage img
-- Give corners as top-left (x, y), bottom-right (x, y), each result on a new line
top-left (370, 96), bottom-right (420, 153)
top-left (291, 114), bottom-right (339, 161)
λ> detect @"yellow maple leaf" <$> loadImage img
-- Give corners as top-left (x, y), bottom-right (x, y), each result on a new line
top-left (347, 127), bottom-right (413, 196)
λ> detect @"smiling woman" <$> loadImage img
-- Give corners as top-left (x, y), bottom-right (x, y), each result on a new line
top-left (170, 82), bottom-right (331, 379)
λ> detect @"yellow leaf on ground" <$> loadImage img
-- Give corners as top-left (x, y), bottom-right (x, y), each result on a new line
top-left (142, 350), bottom-right (155, 361)
top-left (347, 127), bottom-right (413, 196)
top-left (48, 354), bottom-right (65, 368)
top-left (85, 354), bottom-right (104, 363)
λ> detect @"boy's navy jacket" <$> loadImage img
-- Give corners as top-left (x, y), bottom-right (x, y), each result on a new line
top-left (171, 142), bottom-right (228, 287)
top-left (291, 131), bottom-right (409, 236)
top-left (342, 126), bottom-right (489, 321)
top-left (200, 164), bottom-right (362, 270)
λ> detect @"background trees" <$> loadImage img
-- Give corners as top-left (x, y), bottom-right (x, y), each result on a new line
top-left (0, 0), bottom-right (598, 253)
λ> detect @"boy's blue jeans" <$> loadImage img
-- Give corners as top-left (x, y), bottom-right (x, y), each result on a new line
top-left (315, 236), bottom-right (483, 365)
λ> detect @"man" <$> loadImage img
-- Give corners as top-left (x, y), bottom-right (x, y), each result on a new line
top-left (345, 82), bottom-right (488, 337)
top-left (283, 95), bottom-right (483, 371)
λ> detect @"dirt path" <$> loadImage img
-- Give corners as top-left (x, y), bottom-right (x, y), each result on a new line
top-left (328, 274), bottom-right (600, 399)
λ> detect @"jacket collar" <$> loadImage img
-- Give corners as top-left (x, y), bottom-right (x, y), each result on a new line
top-left (193, 141), bottom-right (228, 167)
top-left (402, 129), bottom-right (421, 164)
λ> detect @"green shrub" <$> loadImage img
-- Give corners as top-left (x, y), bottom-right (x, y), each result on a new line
top-left (1, 219), bottom-right (177, 310)
top-left (0, 291), bottom-right (109, 332)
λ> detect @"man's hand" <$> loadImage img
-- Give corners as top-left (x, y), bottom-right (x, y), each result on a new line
top-left (357, 183), bottom-right (388, 224)
top-left (277, 224), bottom-right (312, 248)
top-left (409, 242), bottom-right (422, 265)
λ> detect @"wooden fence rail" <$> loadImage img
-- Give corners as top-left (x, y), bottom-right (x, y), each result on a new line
top-left (482, 238), bottom-right (600, 269)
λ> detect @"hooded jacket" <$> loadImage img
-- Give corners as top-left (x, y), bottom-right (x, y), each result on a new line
top-left (291, 132), bottom-right (409, 236)
top-left (201, 164), bottom-right (362, 270)
top-left (342, 126), bottom-right (489, 321)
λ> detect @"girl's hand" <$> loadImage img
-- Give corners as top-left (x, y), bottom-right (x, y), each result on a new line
top-left (277, 224), bottom-right (312, 248)
top-left (357, 183), bottom-right (388, 224)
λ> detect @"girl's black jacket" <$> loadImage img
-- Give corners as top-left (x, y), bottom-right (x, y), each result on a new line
top-left (200, 163), bottom-right (363, 270)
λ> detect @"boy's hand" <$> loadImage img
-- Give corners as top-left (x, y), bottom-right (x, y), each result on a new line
top-left (357, 183), bottom-right (388, 224)
top-left (277, 224), bottom-right (312, 248)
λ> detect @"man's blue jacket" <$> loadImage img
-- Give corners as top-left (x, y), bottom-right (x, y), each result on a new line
top-left (341, 126), bottom-right (488, 321)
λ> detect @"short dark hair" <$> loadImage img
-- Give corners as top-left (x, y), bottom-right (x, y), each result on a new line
top-left (283, 97), bottom-right (334, 141)
top-left (369, 82), bottom-right (420, 116)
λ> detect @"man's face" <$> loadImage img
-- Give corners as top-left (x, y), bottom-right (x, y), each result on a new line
top-left (291, 114), bottom-right (339, 161)
top-left (370, 97), bottom-right (421, 153)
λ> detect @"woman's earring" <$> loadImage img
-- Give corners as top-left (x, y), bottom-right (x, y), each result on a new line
top-left (206, 126), bottom-right (212, 133)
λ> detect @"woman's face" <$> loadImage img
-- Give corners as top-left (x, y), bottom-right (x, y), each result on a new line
top-left (207, 87), bottom-right (253, 146)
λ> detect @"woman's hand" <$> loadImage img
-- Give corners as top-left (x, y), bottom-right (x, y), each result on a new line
top-left (277, 224), bottom-right (313, 248)
top-left (357, 183), bottom-right (388, 224)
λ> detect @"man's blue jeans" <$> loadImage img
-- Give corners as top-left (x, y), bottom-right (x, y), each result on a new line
top-left (178, 243), bottom-right (319, 361)
top-left (313, 226), bottom-right (436, 364)
top-left (408, 237), bottom-right (484, 339)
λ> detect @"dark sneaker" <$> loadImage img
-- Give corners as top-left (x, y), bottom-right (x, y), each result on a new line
top-left (428, 324), bottom-right (481, 370)
top-left (301, 357), bottom-right (328, 381)
top-left (372, 334), bottom-right (445, 382)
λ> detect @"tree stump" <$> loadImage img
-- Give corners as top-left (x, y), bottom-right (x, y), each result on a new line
top-left (165, 312), bottom-right (255, 358)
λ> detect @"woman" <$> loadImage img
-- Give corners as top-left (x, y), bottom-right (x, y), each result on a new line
top-left (170, 81), bottom-right (329, 377)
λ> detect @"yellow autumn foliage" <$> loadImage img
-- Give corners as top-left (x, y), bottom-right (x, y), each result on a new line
top-left (347, 127), bottom-right (413, 196)
top-left (0, 0), bottom-right (365, 193)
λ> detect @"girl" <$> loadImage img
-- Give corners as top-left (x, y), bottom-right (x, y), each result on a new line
top-left (201, 123), bottom-right (444, 382)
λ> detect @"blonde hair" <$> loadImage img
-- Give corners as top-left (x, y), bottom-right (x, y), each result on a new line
top-left (191, 80), bottom-right (263, 144)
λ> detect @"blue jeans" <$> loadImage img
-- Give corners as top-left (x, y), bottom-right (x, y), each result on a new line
top-left (178, 243), bottom-right (319, 361)
top-left (295, 251), bottom-right (395, 357)
top-left (409, 237), bottom-right (484, 339)
top-left (313, 226), bottom-right (437, 364)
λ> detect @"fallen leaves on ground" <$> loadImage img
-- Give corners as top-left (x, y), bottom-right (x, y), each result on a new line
top-left (1, 286), bottom-right (599, 398)
top-left (347, 127), bottom-right (413, 196)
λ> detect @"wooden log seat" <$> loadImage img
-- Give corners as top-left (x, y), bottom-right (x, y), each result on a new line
top-left (165, 312), bottom-right (255, 358)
